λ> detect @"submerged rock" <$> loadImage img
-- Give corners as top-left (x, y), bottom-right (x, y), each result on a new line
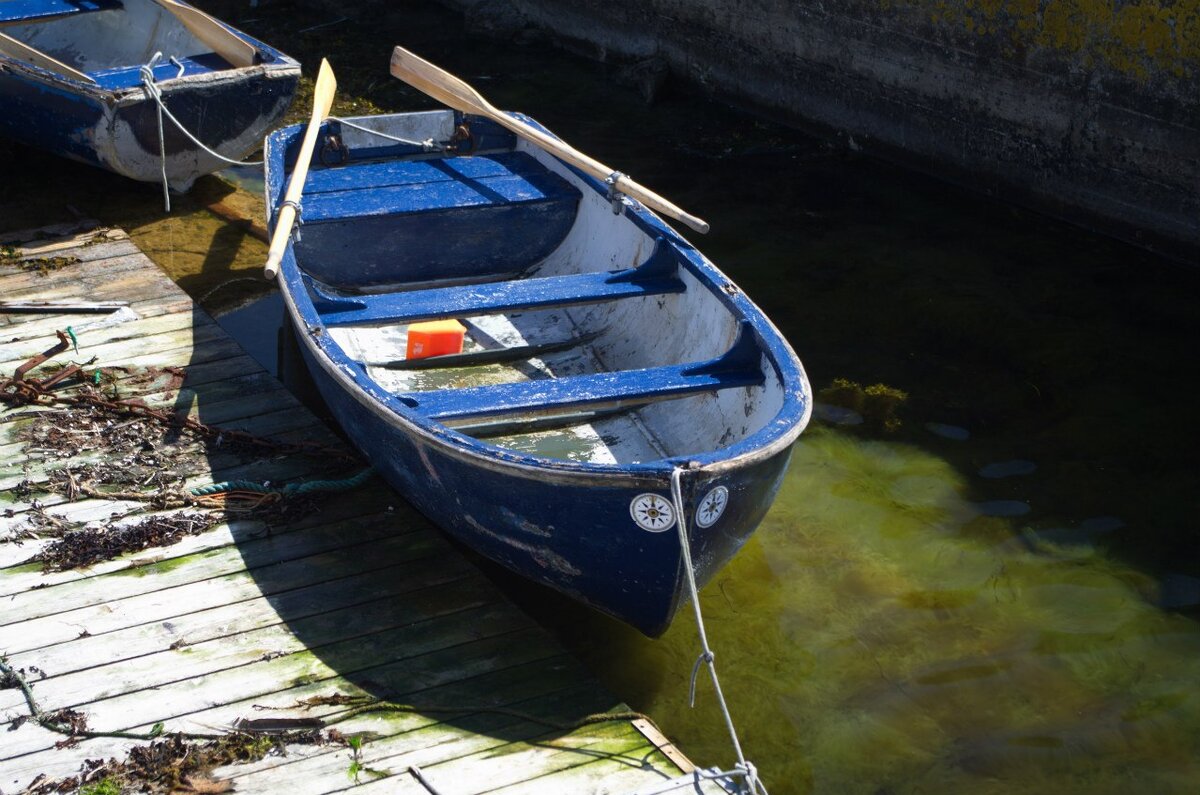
top-left (925, 421), bottom-right (970, 441)
top-left (1159, 574), bottom-right (1200, 609)
top-left (974, 500), bottom-right (1031, 517)
top-left (979, 459), bottom-right (1037, 478)
top-left (812, 402), bottom-right (864, 426)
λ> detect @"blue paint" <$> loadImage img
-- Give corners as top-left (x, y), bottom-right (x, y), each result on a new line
top-left (87, 53), bottom-right (228, 91)
top-left (279, 149), bottom-right (580, 288)
top-left (313, 237), bottom-right (685, 326)
top-left (0, 0), bottom-right (120, 24)
top-left (403, 322), bottom-right (765, 421)
top-left (267, 111), bottom-right (812, 636)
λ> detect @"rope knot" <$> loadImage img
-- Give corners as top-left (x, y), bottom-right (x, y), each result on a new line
top-left (736, 761), bottom-right (765, 795)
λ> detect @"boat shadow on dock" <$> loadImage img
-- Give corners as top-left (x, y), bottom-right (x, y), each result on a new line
top-left (0, 220), bottom-right (690, 792)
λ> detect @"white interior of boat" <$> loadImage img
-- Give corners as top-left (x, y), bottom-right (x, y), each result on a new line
top-left (3, 0), bottom-right (208, 71)
top-left (306, 112), bottom-right (789, 466)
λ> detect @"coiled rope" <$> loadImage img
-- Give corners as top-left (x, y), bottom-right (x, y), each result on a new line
top-left (140, 52), bottom-right (265, 212)
top-left (670, 466), bottom-right (769, 795)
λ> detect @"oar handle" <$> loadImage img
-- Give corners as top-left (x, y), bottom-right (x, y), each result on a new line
top-left (264, 58), bottom-right (337, 280)
top-left (262, 204), bottom-right (295, 280)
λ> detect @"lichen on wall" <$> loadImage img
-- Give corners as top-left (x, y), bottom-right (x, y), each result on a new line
top-left (895, 0), bottom-right (1200, 80)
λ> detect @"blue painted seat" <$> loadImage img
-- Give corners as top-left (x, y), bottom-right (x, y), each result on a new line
top-left (314, 238), bottom-right (686, 327)
top-left (400, 322), bottom-right (765, 422)
top-left (292, 151), bottom-right (581, 288)
top-left (0, 0), bottom-right (121, 25)
top-left (87, 54), bottom-right (229, 90)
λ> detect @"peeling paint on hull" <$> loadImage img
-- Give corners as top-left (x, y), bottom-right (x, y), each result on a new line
top-left (0, 1), bottom-right (299, 189)
top-left (267, 110), bottom-right (813, 637)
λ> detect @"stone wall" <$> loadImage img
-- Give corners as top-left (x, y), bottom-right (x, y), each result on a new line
top-left (450, 0), bottom-right (1200, 259)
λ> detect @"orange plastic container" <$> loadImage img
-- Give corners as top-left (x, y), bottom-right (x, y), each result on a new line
top-left (406, 319), bottom-right (466, 360)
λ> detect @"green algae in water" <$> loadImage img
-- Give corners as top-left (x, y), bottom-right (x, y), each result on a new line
top-left (549, 426), bottom-right (1200, 793)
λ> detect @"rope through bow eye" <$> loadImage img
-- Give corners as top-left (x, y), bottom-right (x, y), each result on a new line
top-left (670, 466), bottom-right (771, 795)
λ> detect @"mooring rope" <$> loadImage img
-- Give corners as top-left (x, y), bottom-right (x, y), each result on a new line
top-left (670, 466), bottom-right (769, 795)
top-left (140, 53), bottom-right (265, 213)
top-left (327, 116), bottom-right (443, 151)
top-left (631, 766), bottom-right (762, 795)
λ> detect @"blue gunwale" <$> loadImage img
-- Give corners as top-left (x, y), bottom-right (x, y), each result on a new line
top-left (269, 114), bottom-right (811, 484)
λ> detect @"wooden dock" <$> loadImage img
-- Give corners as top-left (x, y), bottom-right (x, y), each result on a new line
top-left (0, 224), bottom-right (715, 794)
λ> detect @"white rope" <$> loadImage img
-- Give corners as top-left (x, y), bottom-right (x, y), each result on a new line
top-left (327, 116), bottom-right (443, 151)
top-left (140, 53), bottom-right (264, 211)
top-left (670, 467), bottom-right (769, 795)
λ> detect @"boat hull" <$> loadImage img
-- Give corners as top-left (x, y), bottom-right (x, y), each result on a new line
top-left (0, 64), bottom-right (298, 190)
top-left (268, 109), bottom-right (811, 636)
top-left (286, 290), bottom-right (795, 636)
top-left (0, 0), bottom-right (299, 190)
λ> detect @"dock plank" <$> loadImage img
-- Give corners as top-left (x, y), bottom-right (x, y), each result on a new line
top-left (0, 224), bottom-right (703, 794)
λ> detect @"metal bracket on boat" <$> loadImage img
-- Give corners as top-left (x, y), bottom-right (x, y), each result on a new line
top-left (447, 123), bottom-right (475, 154)
top-left (605, 171), bottom-right (626, 215)
top-left (319, 132), bottom-right (349, 166)
top-left (280, 199), bottom-right (303, 242)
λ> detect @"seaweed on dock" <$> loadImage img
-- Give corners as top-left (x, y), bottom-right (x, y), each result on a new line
top-left (35, 513), bottom-right (219, 572)
top-left (19, 730), bottom-right (344, 795)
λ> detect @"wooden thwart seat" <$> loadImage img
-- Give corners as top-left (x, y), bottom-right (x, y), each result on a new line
top-left (314, 238), bottom-right (686, 327)
top-left (400, 322), bottom-right (765, 423)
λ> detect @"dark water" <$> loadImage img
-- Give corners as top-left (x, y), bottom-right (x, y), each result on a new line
top-left (203, 2), bottom-right (1199, 792)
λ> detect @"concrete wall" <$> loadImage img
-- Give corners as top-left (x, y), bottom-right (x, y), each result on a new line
top-left (451, 0), bottom-right (1200, 259)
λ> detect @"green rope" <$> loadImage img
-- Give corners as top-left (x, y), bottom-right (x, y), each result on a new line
top-left (189, 468), bottom-right (374, 498)
top-left (65, 326), bottom-right (79, 354)
top-left (282, 467), bottom-right (374, 496)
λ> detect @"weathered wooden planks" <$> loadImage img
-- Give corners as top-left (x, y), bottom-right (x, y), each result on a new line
top-left (0, 224), bottom-right (707, 794)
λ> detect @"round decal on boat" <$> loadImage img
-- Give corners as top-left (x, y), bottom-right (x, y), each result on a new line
top-left (630, 493), bottom-right (675, 532)
top-left (695, 486), bottom-right (729, 528)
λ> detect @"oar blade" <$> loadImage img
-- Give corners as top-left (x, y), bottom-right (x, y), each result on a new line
top-left (152, 0), bottom-right (256, 68)
top-left (311, 57), bottom-right (338, 120)
top-left (389, 46), bottom-right (490, 116)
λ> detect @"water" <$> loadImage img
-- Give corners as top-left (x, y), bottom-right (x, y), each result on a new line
top-left (6, 1), bottom-right (1198, 791)
top-left (316, 9), bottom-right (1200, 793)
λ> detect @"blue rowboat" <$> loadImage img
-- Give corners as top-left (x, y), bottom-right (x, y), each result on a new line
top-left (0, 0), bottom-right (299, 190)
top-left (265, 110), bottom-right (811, 636)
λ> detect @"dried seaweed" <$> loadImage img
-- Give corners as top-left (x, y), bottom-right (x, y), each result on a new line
top-left (36, 513), bottom-right (219, 571)
top-left (20, 731), bottom-right (341, 795)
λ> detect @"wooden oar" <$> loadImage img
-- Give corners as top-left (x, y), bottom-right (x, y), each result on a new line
top-left (264, 58), bottom-right (337, 280)
top-left (389, 45), bottom-right (710, 235)
top-left (151, 0), bottom-right (256, 68)
top-left (0, 31), bottom-right (96, 84)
